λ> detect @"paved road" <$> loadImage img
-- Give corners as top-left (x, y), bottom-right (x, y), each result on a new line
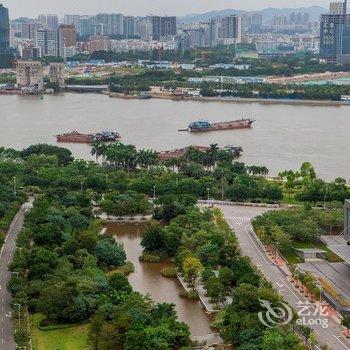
top-left (0, 200), bottom-right (33, 350)
top-left (219, 205), bottom-right (350, 350)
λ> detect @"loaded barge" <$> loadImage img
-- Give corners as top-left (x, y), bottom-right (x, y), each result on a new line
top-left (180, 118), bottom-right (255, 133)
top-left (56, 130), bottom-right (121, 144)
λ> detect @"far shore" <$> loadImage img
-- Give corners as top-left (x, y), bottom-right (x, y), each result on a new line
top-left (2, 88), bottom-right (350, 107)
top-left (106, 91), bottom-right (350, 107)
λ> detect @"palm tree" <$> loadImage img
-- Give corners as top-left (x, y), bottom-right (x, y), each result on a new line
top-left (137, 149), bottom-right (159, 169)
top-left (260, 166), bottom-right (269, 177)
top-left (184, 146), bottom-right (203, 164)
top-left (91, 141), bottom-right (102, 163)
top-left (100, 143), bottom-right (109, 166)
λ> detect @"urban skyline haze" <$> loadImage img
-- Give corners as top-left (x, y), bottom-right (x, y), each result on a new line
top-left (2, 0), bottom-right (330, 17)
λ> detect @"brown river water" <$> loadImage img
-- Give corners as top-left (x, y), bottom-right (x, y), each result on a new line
top-left (104, 222), bottom-right (213, 338)
top-left (1, 93), bottom-right (350, 180)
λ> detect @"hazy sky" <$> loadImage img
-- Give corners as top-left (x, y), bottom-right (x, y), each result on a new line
top-left (2, 0), bottom-right (330, 18)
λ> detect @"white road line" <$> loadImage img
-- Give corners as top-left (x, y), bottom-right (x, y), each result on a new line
top-left (280, 278), bottom-right (303, 301)
top-left (243, 224), bottom-right (271, 265)
top-left (333, 335), bottom-right (350, 350)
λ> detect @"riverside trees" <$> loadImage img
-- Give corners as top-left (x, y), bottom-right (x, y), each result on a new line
top-left (141, 206), bottom-right (306, 349)
top-left (8, 197), bottom-right (190, 350)
top-left (0, 143), bottom-right (330, 349)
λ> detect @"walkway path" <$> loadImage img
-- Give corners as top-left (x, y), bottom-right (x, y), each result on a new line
top-left (0, 199), bottom-right (33, 350)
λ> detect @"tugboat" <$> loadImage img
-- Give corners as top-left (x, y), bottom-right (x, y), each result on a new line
top-left (182, 118), bottom-right (255, 133)
top-left (56, 130), bottom-right (121, 144)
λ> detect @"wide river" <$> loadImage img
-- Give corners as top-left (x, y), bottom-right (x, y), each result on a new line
top-left (1, 93), bottom-right (350, 180)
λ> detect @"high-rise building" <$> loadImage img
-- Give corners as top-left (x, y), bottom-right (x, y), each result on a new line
top-left (148, 16), bottom-right (177, 40)
top-left (58, 24), bottom-right (77, 58)
top-left (330, 1), bottom-right (347, 14)
top-left (47, 15), bottom-right (59, 30)
top-left (95, 13), bottom-right (124, 36)
top-left (79, 16), bottom-right (94, 36)
top-left (64, 15), bottom-right (81, 33)
top-left (35, 29), bottom-right (46, 57)
top-left (38, 14), bottom-right (58, 30)
top-left (220, 15), bottom-right (242, 43)
top-left (21, 22), bottom-right (41, 39)
top-left (209, 18), bottom-right (219, 47)
top-left (303, 13), bottom-right (311, 24)
top-left (320, 1), bottom-right (350, 63)
top-left (35, 29), bottom-right (58, 57)
top-left (135, 17), bottom-right (153, 40)
top-left (123, 16), bottom-right (136, 38)
top-left (46, 30), bottom-right (58, 56)
top-left (185, 28), bottom-right (206, 47)
top-left (38, 14), bottom-right (47, 26)
top-left (0, 3), bottom-right (10, 53)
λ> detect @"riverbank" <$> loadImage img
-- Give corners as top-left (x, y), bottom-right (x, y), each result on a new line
top-left (4, 86), bottom-right (350, 106)
top-left (148, 94), bottom-right (350, 107)
top-left (105, 90), bottom-right (350, 106)
top-left (266, 71), bottom-right (350, 84)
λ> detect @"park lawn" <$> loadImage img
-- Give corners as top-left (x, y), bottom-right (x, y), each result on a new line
top-left (30, 314), bottom-right (90, 350)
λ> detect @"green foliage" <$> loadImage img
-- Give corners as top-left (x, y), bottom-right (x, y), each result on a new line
top-left (108, 273), bottom-right (132, 294)
top-left (139, 253), bottom-right (161, 263)
top-left (179, 290), bottom-right (199, 300)
top-left (160, 267), bottom-right (178, 278)
top-left (183, 256), bottom-right (203, 290)
top-left (21, 144), bottom-right (74, 166)
top-left (141, 221), bottom-right (166, 253)
top-left (94, 238), bottom-right (126, 268)
top-left (253, 207), bottom-right (343, 245)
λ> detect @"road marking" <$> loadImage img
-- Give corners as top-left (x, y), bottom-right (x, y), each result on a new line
top-left (226, 216), bottom-right (252, 222)
top-left (243, 224), bottom-right (271, 265)
top-left (333, 335), bottom-right (350, 350)
top-left (276, 282), bottom-right (284, 288)
top-left (281, 278), bottom-right (302, 301)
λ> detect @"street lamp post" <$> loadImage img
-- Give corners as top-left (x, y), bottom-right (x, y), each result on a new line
top-left (207, 187), bottom-right (210, 205)
top-left (323, 185), bottom-right (329, 210)
top-left (153, 185), bottom-right (156, 199)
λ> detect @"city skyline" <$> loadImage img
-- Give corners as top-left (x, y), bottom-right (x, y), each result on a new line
top-left (1, 0), bottom-right (331, 18)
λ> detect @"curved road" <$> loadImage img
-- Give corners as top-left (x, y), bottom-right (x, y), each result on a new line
top-left (0, 199), bottom-right (33, 350)
top-left (218, 204), bottom-right (350, 350)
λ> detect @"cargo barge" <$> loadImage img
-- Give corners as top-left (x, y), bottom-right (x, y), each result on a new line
top-left (56, 130), bottom-right (121, 144)
top-left (181, 118), bottom-right (255, 133)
